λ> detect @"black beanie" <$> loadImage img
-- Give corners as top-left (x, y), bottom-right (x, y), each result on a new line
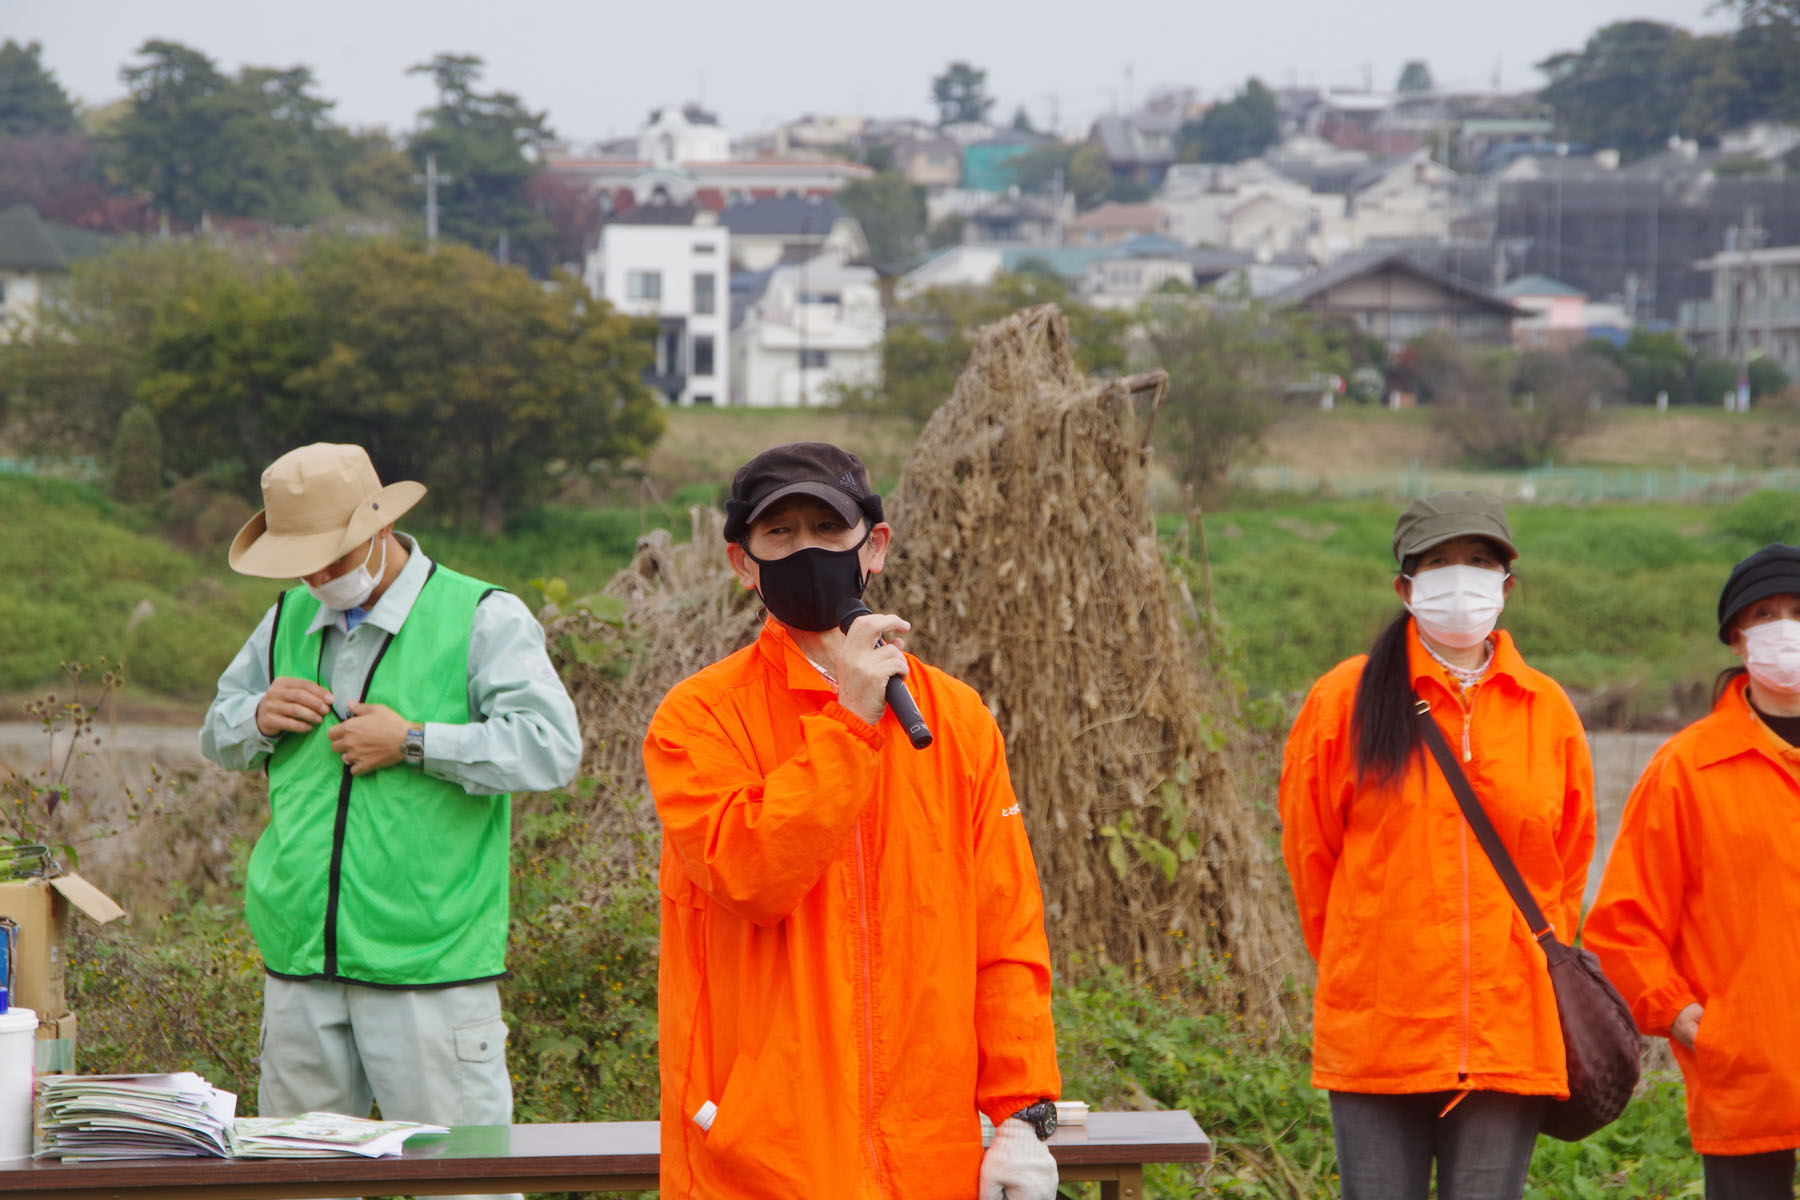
top-left (1717, 543), bottom-right (1800, 643)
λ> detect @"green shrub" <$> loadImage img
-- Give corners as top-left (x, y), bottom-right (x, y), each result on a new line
top-left (109, 404), bottom-right (164, 504)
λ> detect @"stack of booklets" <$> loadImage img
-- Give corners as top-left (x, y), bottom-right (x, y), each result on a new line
top-left (230, 1112), bottom-right (447, 1158)
top-left (34, 1074), bottom-right (446, 1161)
top-left (35, 1073), bottom-right (237, 1161)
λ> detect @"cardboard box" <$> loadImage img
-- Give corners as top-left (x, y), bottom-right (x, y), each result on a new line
top-left (0, 875), bottom-right (125, 1017)
top-left (36, 1010), bottom-right (75, 1075)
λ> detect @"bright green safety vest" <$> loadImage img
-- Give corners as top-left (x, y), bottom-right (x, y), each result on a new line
top-left (248, 564), bottom-right (510, 987)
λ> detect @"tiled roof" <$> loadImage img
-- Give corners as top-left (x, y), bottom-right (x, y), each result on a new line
top-left (721, 195), bottom-right (844, 236)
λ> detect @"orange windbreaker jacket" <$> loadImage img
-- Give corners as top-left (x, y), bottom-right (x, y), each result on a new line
top-left (1584, 675), bottom-right (1800, 1156)
top-left (644, 618), bottom-right (1060, 1200)
top-left (1279, 623), bottom-right (1595, 1097)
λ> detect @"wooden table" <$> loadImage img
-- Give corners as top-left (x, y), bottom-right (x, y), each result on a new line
top-left (0, 1110), bottom-right (1209, 1199)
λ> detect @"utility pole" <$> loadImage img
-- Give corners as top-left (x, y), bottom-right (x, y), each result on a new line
top-left (423, 152), bottom-right (444, 252)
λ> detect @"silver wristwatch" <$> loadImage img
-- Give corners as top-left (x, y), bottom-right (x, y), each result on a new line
top-left (402, 725), bottom-right (425, 766)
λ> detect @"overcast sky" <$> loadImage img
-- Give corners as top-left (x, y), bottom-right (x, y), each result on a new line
top-left (11, 0), bottom-right (1730, 143)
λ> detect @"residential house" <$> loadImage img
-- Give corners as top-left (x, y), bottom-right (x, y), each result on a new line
top-left (1317, 149), bottom-right (1461, 256)
top-left (1064, 202), bottom-right (1169, 246)
top-left (1498, 274), bottom-right (1590, 351)
top-left (964, 194), bottom-right (1063, 246)
top-left (1158, 160), bottom-right (1329, 249)
top-left (585, 205), bottom-right (730, 407)
top-left (732, 251), bottom-right (884, 407)
top-left (1081, 250), bottom-right (1198, 309)
top-left (1088, 109), bottom-right (1181, 188)
top-left (1264, 134), bottom-right (1374, 194)
top-left (1269, 249), bottom-right (1525, 347)
top-left (1682, 243), bottom-right (1800, 385)
top-left (0, 205), bottom-right (115, 340)
top-left (961, 133), bottom-right (1052, 193)
top-left (891, 137), bottom-right (963, 190)
top-left (895, 244), bottom-right (1121, 299)
top-left (1083, 243), bottom-right (1311, 307)
top-left (720, 195), bottom-right (868, 272)
top-left (542, 105), bottom-right (872, 226)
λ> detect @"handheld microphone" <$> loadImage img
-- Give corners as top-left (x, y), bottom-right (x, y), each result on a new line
top-left (836, 599), bottom-right (933, 750)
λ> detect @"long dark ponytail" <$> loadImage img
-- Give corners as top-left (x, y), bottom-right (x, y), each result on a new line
top-left (1352, 552), bottom-right (1423, 787)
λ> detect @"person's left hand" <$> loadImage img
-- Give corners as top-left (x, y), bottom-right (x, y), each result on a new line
top-left (328, 702), bottom-right (411, 776)
top-left (978, 1118), bottom-right (1057, 1200)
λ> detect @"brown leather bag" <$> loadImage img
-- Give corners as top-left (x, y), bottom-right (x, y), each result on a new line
top-left (1415, 698), bottom-right (1641, 1141)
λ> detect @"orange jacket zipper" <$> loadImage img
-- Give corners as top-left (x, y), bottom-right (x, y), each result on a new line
top-left (853, 823), bottom-right (887, 1197)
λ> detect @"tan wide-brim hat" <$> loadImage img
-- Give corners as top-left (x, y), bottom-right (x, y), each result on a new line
top-left (228, 443), bottom-right (426, 579)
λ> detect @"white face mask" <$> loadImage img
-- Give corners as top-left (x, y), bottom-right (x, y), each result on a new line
top-left (1405, 564), bottom-right (1508, 649)
top-left (1741, 618), bottom-right (1800, 695)
top-left (306, 536), bottom-right (387, 612)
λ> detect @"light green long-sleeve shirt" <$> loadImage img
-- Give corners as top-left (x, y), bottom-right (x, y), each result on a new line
top-left (200, 534), bottom-right (581, 795)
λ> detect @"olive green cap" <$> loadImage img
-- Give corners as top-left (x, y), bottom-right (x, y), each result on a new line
top-left (1391, 490), bottom-right (1518, 564)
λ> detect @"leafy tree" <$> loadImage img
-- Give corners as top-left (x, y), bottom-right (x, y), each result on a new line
top-left (407, 54), bottom-right (552, 263)
top-left (6, 237), bottom-right (663, 530)
top-left (1176, 79), bottom-right (1279, 165)
top-left (1007, 141), bottom-right (1112, 209)
top-left (931, 61), bottom-right (995, 126)
top-left (0, 40), bottom-right (79, 135)
top-left (834, 170), bottom-right (927, 269)
top-left (2, 238), bottom-right (267, 456)
top-left (1536, 22), bottom-right (1747, 159)
top-left (1142, 292), bottom-right (1328, 495)
top-left (111, 40), bottom-right (233, 224)
top-left (1417, 336), bottom-right (1617, 468)
top-left (112, 41), bottom-right (346, 225)
top-left (1602, 328), bottom-right (1692, 404)
top-left (1729, 10), bottom-right (1800, 123)
top-left (109, 404), bottom-right (164, 503)
top-left (1010, 106), bottom-right (1037, 134)
top-left (1396, 60), bottom-right (1435, 93)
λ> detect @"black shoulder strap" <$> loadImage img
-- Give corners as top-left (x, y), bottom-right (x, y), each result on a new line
top-left (1413, 695), bottom-right (1557, 944)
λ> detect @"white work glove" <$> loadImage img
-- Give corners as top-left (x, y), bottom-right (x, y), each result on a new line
top-left (978, 1116), bottom-right (1058, 1200)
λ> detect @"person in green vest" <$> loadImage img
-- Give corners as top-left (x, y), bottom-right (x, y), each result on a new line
top-left (200, 443), bottom-right (580, 1200)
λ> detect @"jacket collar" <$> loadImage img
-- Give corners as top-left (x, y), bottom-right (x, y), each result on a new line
top-left (305, 533), bottom-right (432, 637)
top-left (756, 616), bottom-right (838, 695)
top-left (1694, 672), bottom-right (1800, 772)
top-left (1405, 617), bottom-right (1526, 701)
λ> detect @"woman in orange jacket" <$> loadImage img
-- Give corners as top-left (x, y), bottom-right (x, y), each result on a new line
top-left (1279, 491), bottom-right (1596, 1200)
top-left (1585, 543), bottom-right (1800, 1200)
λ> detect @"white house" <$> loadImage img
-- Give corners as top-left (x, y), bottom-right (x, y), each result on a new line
top-left (639, 104), bottom-right (732, 168)
top-left (1683, 243), bottom-right (1800, 385)
top-left (720, 195), bottom-right (869, 272)
top-left (585, 206), bottom-right (731, 407)
top-left (0, 205), bottom-right (113, 342)
top-left (732, 252), bottom-right (884, 407)
top-left (1317, 149), bottom-right (1460, 255)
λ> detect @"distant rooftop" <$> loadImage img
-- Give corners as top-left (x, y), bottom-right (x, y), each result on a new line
top-left (721, 194), bottom-right (844, 236)
top-left (1498, 274), bottom-right (1585, 298)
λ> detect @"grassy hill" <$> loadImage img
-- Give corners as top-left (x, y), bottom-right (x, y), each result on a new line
top-left (4, 403), bottom-right (1797, 722)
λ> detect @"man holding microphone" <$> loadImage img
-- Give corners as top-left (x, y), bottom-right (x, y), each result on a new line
top-left (644, 442), bottom-right (1061, 1198)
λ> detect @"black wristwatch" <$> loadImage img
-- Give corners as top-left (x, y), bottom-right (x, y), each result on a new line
top-left (1010, 1099), bottom-right (1057, 1141)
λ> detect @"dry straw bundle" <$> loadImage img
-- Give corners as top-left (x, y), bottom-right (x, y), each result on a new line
top-left (553, 303), bottom-right (1302, 1018)
top-left (548, 511), bottom-right (765, 881)
top-left (873, 305), bottom-right (1301, 1016)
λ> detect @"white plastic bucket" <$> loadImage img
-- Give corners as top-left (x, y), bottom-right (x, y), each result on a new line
top-left (0, 1008), bottom-right (37, 1161)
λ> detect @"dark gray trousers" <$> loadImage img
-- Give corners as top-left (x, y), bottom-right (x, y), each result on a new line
top-left (1704, 1150), bottom-right (1798, 1200)
top-left (1330, 1090), bottom-right (1548, 1200)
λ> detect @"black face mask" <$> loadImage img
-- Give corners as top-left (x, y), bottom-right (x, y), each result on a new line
top-left (744, 527), bottom-right (870, 632)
